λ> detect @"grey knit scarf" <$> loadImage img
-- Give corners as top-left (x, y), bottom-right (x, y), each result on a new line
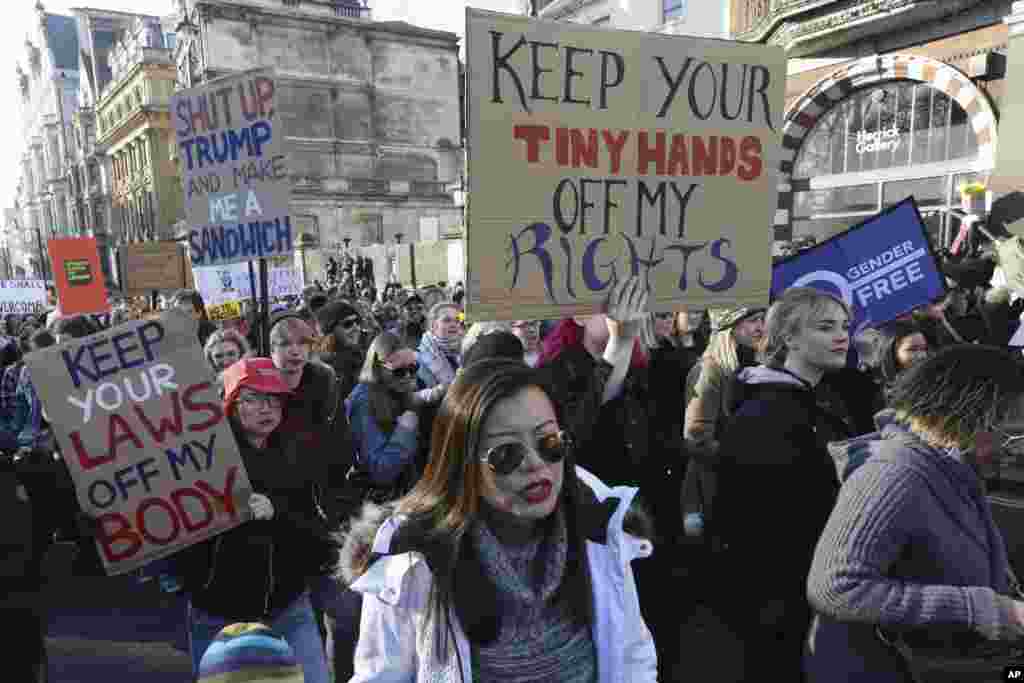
top-left (470, 509), bottom-right (568, 637)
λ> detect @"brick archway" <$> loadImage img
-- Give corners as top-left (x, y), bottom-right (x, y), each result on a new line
top-left (775, 54), bottom-right (998, 241)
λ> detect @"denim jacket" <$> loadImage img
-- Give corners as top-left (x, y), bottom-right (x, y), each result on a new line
top-left (346, 383), bottom-right (418, 487)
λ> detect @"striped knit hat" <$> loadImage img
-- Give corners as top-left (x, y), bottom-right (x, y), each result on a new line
top-left (198, 623), bottom-right (303, 682)
top-left (710, 306), bottom-right (766, 333)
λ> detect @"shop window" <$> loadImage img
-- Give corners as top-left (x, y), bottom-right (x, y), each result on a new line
top-left (883, 177), bottom-right (946, 209)
top-left (793, 184), bottom-right (877, 218)
top-left (792, 217), bottom-right (862, 241)
top-left (794, 81), bottom-right (980, 179)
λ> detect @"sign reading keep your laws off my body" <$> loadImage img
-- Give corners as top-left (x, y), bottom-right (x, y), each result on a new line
top-left (25, 313), bottom-right (253, 575)
top-left (172, 69), bottom-right (294, 267)
top-left (464, 10), bottom-right (785, 320)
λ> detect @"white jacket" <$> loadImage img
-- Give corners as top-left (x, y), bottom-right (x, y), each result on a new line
top-left (347, 467), bottom-right (658, 682)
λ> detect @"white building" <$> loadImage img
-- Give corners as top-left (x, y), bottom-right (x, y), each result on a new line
top-left (527, 0), bottom-right (729, 38)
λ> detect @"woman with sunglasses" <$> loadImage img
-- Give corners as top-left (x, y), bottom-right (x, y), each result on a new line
top-left (806, 345), bottom-right (1024, 682)
top-left (340, 358), bottom-right (657, 682)
top-left (346, 332), bottom-right (442, 495)
top-left (315, 300), bottom-right (367, 404)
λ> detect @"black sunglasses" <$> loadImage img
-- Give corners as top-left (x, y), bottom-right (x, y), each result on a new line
top-left (338, 317), bottom-right (361, 330)
top-left (381, 362), bottom-right (419, 379)
top-left (481, 431), bottom-right (573, 476)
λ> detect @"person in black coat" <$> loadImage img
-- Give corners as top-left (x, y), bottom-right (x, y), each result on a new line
top-left (173, 358), bottom-right (332, 682)
top-left (714, 287), bottom-right (855, 682)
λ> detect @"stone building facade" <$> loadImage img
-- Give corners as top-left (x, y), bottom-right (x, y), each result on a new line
top-left (171, 0), bottom-right (463, 284)
top-left (730, 0), bottom-right (1011, 245)
top-left (12, 3), bottom-right (166, 282)
top-left (13, 2), bottom-right (81, 278)
top-left (96, 16), bottom-right (183, 251)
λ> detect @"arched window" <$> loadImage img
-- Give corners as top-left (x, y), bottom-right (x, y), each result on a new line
top-left (789, 80), bottom-right (990, 244)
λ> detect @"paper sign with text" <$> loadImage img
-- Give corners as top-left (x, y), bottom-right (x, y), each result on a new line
top-left (464, 9), bottom-right (784, 320)
top-left (207, 300), bottom-right (243, 321)
top-left (49, 237), bottom-right (111, 315)
top-left (0, 280), bottom-right (47, 314)
top-left (119, 243), bottom-right (189, 295)
top-left (193, 263), bottom-right (301, 307)
top-left (172, 69), bottom-right (294, 268)
top-left (771, 198), bottom-right (946, 335)
top-left (25, 312), bottom-right (253, 575)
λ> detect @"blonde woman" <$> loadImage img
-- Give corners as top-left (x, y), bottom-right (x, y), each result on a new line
top-left (680, 307), bottom-right (765, 542)
top-left (714, 287), bottom-right (854, 680)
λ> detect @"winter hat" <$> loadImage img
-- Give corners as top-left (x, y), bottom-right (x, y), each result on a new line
top-left (462, 330), bottom-right (525, 368)
top-left (198, 622), bottom-right (303, 682)
top-left (315, 300), bottom-right (360, 335)
top-left (710, 307), bottom-right (766, 333)
top-left (221, 358), bottom-right (292, 415)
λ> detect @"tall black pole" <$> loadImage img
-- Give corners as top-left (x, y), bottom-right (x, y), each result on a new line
top-left (35, 223), bottom-right (48, 280)
top-left (258, 258), bottom-right (270, 356)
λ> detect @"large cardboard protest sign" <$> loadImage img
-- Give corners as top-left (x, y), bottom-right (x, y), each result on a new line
top-left (771, 198), bottom-right (946, 335)
top-left (172, 69), bottom-right (294, 268)
top-left (49, 237), bottom-right (110, 315)
top-left (119, 242), bottom-right (189, 295)
top-left (0, 280), bottom-right (47, 314)
top-left (464, 9), bottom-right (784, 320)
top-left (25, 313), bottom-right (253, 575)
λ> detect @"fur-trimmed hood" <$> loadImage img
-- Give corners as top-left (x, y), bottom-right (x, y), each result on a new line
top-left (336, 501), bottom-right (395, 587)
top-left (335, 467), bottom-right (654, 587)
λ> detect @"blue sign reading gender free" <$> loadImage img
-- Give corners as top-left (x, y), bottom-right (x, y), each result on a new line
top-left (771, 197), bottom-right (946, 334)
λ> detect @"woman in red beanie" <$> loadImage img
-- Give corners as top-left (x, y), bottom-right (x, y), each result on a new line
top-left (171, 358), bottom-right (332, 683)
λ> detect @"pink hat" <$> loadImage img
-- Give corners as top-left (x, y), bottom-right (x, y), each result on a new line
top-left (222, 358), bottom-right (291, 413)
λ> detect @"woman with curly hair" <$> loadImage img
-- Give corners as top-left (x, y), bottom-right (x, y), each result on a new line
top-left (807, 344), bottom-right (1024, 681)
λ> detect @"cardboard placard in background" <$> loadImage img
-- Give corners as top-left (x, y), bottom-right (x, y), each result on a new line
top-left (49, 237), bottom-right (110, 315)
top-left (207, 300), bottom-right (243, 321)
top-left (25, 312), bottom-right (253, 575)
top-left (771, 197), bottom-right (946, 335)
top-left (0, 280), bottom-right (48, 314)
top-left (172, 69), bottom-right (294, 268)
top-left (464, 9), bottom-right (785, 320)
top-left (119, 243), bottom-right (189, 295)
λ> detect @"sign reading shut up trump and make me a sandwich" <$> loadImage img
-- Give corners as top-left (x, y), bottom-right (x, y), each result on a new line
top-left (172, 69), bottom-right (293, 268)
top-left (464, 9), bottom-right (786, 320)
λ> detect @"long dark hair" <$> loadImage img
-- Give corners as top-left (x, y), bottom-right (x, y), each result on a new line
top-left (358, 332), bottom-right (408, 434)
top-left (383, 359), bottom-right (596, 662)
top-left (873, 320), bottom-right (928, 386)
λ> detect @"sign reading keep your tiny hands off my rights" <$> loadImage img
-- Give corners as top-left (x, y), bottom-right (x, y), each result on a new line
top-left (172, 69), bottom-right (294, 268)
top-left (464, 9), bottom-right (785, 320)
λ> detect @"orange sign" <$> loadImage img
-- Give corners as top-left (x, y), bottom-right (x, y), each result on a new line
top-left (48, 237), bottom-right (110, 315)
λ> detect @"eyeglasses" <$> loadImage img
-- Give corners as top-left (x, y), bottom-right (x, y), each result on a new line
top-left (481, 430), bottom-right (573, 476)
top-left (382, 362), bottom-right (419, 379)
top-left (654, 312), bottom-right (674, 321)
top-left (238, 393), bottom-right (285, 410)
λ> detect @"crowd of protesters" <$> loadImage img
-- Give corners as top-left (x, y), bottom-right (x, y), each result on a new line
top-left (9, 239), bottom-right (1024, 682)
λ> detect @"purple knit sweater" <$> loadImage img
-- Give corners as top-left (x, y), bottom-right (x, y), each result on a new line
top-left (805, 423), bottom-right (1022, 682)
